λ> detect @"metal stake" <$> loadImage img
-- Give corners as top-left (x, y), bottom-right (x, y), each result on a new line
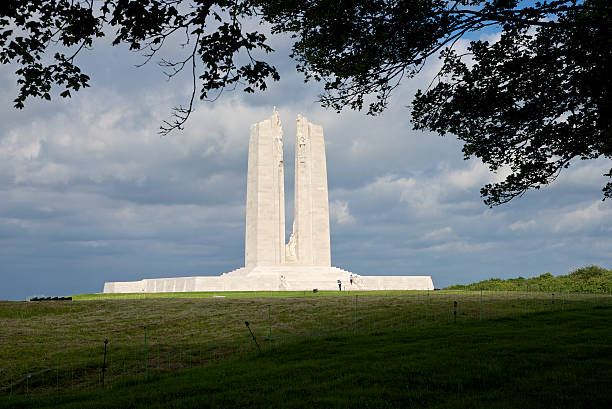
top-left (102, 338), bottom-right (108, 387)
top-left (245, 321), bottom-right (261, 352)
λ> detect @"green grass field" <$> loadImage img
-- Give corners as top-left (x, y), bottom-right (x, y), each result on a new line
top-left (2, 304), bottom-right (611, 408)
top-left (70, 290), bottom-right (412, 300)
top-left (1, 290), bottom-right (611, 407)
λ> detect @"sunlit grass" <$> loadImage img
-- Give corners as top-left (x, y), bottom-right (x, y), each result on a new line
top-left (1, 290), bottom-right (609, 398)
top-left (2, 305), bottom-right (611, 408)
top-left (71, 290), bottom-right (413, 300)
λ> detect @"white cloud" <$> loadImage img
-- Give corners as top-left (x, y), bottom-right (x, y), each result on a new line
top-left (423, 226), bottom-right (453, 240)
top-left (554, 201), bottom-right (612, 233)
top-left (14, 162), bottom-right (72, 185)
top-left (330, 200), bottom-right (355, 225)
top-left (76, 240), bottom-right (110, 248)
top-left (509, 219), bottom-right (536, 231)
top-left (365, 174), bottom-right (416, 198)
top-left (0, 131), bottom-right (44, 160)
top-left (553, 158), bottom-right (611, 190)
top-left (423, 240), bottom-right (498, 254)
top-left (447, 161), bottom-right (491, 190)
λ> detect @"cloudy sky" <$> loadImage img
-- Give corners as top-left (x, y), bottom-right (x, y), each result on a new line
top-left (1, 19), bottom-right (610, 300)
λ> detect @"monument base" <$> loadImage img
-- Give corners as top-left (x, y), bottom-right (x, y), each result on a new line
top-left (102, 267), bottom-right (434, 293)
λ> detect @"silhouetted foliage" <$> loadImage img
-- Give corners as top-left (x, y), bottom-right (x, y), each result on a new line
top-left (263, 0), bottom-right (612, 206)
top-left (1, 0), bottom-right (280, 135)
top-left (445, 265), bottom-right (612, 293)
top-left (1, 1), bottom-right (610, 204)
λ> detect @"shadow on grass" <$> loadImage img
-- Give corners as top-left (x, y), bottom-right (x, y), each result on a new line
top-left (2, 306), bottom-right (612, 408)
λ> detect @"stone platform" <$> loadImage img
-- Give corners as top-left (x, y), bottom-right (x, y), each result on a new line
top-left (103, 267), bottom-right (434, 293)
top-left (102, 112), bottom-right (435, 295)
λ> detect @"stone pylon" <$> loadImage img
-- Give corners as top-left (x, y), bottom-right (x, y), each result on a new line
top-left (245, 108), bottom-right (285, 267)
top-left (102, 108), bottom-right (435, 293)
top-left (285, 115), bottom-right (331, 266)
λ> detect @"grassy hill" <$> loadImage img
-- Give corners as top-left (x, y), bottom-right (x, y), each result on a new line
top-left (445, 265), bottom-right (612, 293)
top-left (3, 290), bottom-right (607, 397)
top-left (2, 306), bottom-right (611, 408)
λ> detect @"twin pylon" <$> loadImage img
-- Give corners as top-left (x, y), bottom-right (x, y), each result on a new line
top-left (245, 108), bottom-right (331, 268)
top-left (102, 110), bottom-right (435, 293)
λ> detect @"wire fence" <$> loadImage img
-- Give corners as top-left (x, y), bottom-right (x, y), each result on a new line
top-left (1, 289), bottom-right (611, 398)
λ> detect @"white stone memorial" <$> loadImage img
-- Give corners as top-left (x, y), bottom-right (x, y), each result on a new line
top-left (103, 109), bottom-right (434, 293)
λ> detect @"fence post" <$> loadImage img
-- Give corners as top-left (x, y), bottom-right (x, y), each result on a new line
top-left (354, 295), bottom-right (358, 333)
top-left (453, 301), bottom-right (457, 323)
top-left (479, 289), bottom-right (483, 320)
top-left (102, 338), bottom-right (108, 387)
top-left (144, 326), bottom-right (148, 379)
top-left (561, 290), bottom-right (564, 310)
top-left (425, 290), bottom-right (429, 322)
top-left (268, 304), bottom-right (272, 349)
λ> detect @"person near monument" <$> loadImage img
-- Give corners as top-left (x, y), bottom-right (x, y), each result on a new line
top-left (350, 274), bottom-right (353, 285)
top-left (337, 280), bottom-right (342, 291)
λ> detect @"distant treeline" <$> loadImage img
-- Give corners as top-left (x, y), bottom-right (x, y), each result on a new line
top-left (445, 265), bottom-right (612, 294)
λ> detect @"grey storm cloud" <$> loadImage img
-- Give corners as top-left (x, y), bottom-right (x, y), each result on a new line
top-left (1, 30), bottom-right (611, 300)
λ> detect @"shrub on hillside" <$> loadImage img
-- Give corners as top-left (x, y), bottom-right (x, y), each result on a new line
top-left (445, 265), bottom-right (612, 294)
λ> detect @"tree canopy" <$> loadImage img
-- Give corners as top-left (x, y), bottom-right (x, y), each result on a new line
top-left (1, 0), bottom-right (610, 206)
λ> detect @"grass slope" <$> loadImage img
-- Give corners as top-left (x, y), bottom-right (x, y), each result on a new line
top-left (3, 306), bottom-right (611, 408)
top-left (70, 290), bottom-right (412, 301)
top-left (1, 291), bottom-right (608, 397)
